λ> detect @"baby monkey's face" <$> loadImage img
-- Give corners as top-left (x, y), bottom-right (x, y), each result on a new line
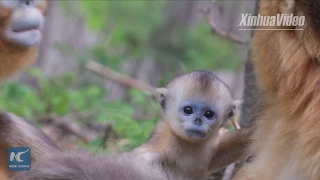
top-left (159, 71), bottom-right (234, 142)
top-left (178, 99), bottom-right (218, 139)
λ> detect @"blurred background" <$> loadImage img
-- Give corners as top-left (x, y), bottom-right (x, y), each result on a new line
top-left (0, 0), bottom-right (256, 157)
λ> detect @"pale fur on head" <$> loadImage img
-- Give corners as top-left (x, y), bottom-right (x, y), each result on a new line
top-left (157, 70), bottom-right (236, 141)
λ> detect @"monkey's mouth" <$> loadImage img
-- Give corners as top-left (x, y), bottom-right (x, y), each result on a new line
top-left (5, 19), bottom-right (43, 47)
top-left (185, 129), bottom-right (206, 139)
top-left (6, 25), bottom-right (42, 47)
top-left (12, 27), bottom-right (39, 33)
top-left (11, 22), bottom-right (41, 33)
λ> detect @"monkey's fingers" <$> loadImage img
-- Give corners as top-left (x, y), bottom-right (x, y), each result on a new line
top-left (209, 128), bottom-right (252, 173)
top-left (230, 117), bottom-right (241, 130)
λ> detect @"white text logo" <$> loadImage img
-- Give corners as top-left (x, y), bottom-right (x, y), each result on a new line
top-left (239, 14), bottom-right (305, 30)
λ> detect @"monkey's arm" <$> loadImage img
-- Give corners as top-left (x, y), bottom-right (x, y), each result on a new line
top-left (0, 112), bottom-right (61, 179)
top-left (208, 128), bottom-right (252, 173)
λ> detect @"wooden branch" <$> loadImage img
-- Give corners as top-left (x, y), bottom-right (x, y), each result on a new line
top-left (38, 115), bottom-right (96, 143)
top-left (100, 124), bottom-right (113, 149)
top-left (201, 7), bottom-right (249, 44)
top-left (86, 60), bottom-right (157, 96)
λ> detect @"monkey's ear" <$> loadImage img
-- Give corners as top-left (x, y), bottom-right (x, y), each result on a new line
top-left (233, 100), bottom-right (243, 113)
top-left (280, 0), bottom-right (295, 14)
top-left (156, 87), bottom-right (168, 96)
top-left (156, 88), bottom-right (168, 109)
top-left (227, 100), bottom-right (242, 118)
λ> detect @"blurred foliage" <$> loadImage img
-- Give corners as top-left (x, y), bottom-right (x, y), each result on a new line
top-left (1, 1), bottom-right (242, 153)
top-left (60, 0), bottom-right (239, 73)
top-left (0, 68), bottom-right (160, 152)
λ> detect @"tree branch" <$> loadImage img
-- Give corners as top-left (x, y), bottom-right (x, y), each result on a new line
top-left (201, 7), bottom-right (249, 44)
top-left (38, 115), bottom-right (97, 143)
top-left (86, 60), bottom-right (157, 96)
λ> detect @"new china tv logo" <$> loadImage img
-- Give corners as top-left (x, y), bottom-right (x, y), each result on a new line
top-left (8, 147), bottom-right (31, 171)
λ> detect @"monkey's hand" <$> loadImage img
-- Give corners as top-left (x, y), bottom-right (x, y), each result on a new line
top-left (208, 127), bottom-right (253, 173)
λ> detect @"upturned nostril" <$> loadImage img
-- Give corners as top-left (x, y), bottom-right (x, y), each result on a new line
top-left (20, 0), bottom-right (31, 5)
top-left (194, 118), bottom-right (203, 126)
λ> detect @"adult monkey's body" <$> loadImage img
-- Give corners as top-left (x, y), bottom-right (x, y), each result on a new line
top-left (234, 0), bottom-right (320, 179)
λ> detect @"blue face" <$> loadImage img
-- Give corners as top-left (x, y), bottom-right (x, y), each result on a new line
top-left (2, 0), bottom-right (45, 47)
top-left (179, 100), bottom-right (218, 139)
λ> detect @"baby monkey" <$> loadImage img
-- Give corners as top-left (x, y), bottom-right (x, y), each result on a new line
top-left (11, 71), bottom-right (250, 180)
top-left (132, 70), bottom-right (248, 179)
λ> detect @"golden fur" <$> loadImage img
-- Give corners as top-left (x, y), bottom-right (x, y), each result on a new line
top-left (134, 121), bottom-right (216, 180)
top-left (234, 0), bottom-right (320, 179)
top-left (134, 122), bottom-right (251, 180)
top-left (0, 2), bottom-right (47, 179)
top-left (0, 1), bottom-right (47, 82)
top-left (209, 128), bottom-right (251, 173)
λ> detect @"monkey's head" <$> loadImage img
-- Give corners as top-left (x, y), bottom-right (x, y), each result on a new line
top-left (0, 0), bottom-right (47, 47)
top-left (157, 71), bottom-right (236, 142)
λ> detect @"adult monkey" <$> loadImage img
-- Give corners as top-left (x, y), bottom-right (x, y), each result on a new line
top-left (0, 0), bottom-right (47, 83)
top-left (0, 0), bottom-right (48, 179)
top-left (234, 0), bottom-right (320, 179)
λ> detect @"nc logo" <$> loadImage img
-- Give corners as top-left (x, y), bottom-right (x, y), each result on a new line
top-left (9, 148), bottom-right (29, 162)
top-left (8, 147), bottom-right (31, 171)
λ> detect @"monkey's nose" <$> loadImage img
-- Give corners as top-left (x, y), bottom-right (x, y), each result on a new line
top-left (20, 0), bottom-right (32, 5)
top-left (193, 118), bottom-right (203, 126)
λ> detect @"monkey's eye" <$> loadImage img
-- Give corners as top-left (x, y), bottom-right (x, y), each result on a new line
top-left (183, 106), bottom-right (193, 115)
top-left (204, 110), bottom-right (214, 119)
top-left (0, 0), bottom-right (19, 8)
